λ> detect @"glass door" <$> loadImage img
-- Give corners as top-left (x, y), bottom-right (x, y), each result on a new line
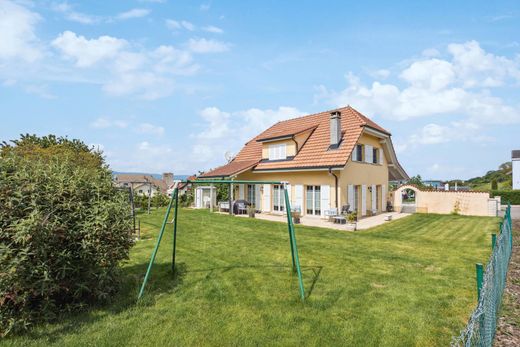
top-left (273, 184), bottom-right (285, 212)
top-left (247, 184), bottom-right (255, 205)
top-left (306, 186), bottom-right (321, 215)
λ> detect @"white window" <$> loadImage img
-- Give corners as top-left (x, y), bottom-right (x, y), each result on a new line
top-left (273, 184), bottom-right (285, 212)
top-left (306, 186), bottom-right (321, 215)
top-left (268, 144), bottom-right (287, 160)
top-left (353, 144), bottom-right (363, 162)
top-left (247, 184), bottom-right (256, 205)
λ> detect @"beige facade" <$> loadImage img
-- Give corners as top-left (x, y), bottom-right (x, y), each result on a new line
top-left (233, 131), bottom-right (390, 218)
top-left (393, 184), bottom-right (500, 217)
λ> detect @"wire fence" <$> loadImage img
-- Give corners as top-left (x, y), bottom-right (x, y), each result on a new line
top-left (452, 203), bottom-right (513, 346)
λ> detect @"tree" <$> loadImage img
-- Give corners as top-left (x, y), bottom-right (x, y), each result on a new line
top-left (0, 135), bottom-right (133, 336)
top-left (491, 179), bottom-right (498, 190)
top-left (408, 175), bottom-right (425, 188)
top-left (1, 134), bottom-right (105, 171)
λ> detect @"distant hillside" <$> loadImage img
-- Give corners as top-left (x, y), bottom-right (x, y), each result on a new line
top-left (112, 172), bottom-right (191, 180)
top-left (466, 162), bottom-right (512, 191)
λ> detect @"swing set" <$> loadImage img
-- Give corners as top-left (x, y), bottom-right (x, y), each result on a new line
top-left (137, 180), bottom-right (306, 301)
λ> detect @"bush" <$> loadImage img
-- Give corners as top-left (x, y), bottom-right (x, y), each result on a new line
top-left (0, 154), bottom-right (133, 336)
top-left (491, 190), bottom-right (520, 205)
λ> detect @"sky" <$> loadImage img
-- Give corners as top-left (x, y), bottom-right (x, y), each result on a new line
top-left (1, 0), bottom-right (519, 180)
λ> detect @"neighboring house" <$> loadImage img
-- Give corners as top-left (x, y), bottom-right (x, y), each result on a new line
top-left (171, 175), bottom-right (197, 196)
top-left (423, 180), bottom-right (443, 189)
top-left (513, 150), bottom-right (520, 190)
top-left (113, 173), bottom-right (174, 197)
top-left (199, 106), bottom-right (408, 218)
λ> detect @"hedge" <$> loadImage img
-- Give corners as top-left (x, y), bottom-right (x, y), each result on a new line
top-left (491, 190), bottom-right (520, 205)
top-left (0, 154), bottom-right (133, 336)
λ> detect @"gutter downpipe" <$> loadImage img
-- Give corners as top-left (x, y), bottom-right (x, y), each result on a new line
top-left (328, 167), bottom-right (339, 209)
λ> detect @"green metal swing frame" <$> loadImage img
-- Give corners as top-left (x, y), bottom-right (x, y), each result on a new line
top-left (137, 179), bottom-right (305, 301)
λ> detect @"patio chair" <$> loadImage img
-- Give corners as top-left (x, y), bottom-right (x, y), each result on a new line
top-left (236, 201), bottom-right (248, 215)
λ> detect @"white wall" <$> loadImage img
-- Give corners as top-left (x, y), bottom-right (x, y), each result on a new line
top-left (513, 159), bottom-right (520, 190)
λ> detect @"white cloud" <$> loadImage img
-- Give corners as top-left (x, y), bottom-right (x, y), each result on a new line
top-left (0, 0), bottom-right (42, 62)
top-left (51, 2), bottom-right (99, 24)
top-left (191, 106), bottom-right (304, 168)
top-left (202, 25), bottom-right (223, 34)
top-left (166, 19), bottom-right (195, 31)
top-left (52, 31), bottom-right (128, 67)
top-left (116, 8), bottom-right (151, 20)
top-left (187, 38), bottom-right (230, 53)
top-left (316, 41), bottom-right (520, 125)
top-left (136, 123), bottom-right (165, 136)
top-left (200, 3), bottom-right (210, 11)
top-left (90, 118), bottom-right (128, 129)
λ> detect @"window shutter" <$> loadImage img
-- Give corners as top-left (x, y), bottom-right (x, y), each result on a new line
top-left (382, 184), bottom-right (387, 211)
top-left (361, 185), bottom-right (367, 216)
top-left (371, 184), bottom-right (377, 212)
top-left (262, 184), bottom-right (271, 212)
top-left (352, 147), bottom-right (358, 161)
top-left (295, 185), bottom-right (303, 211)
top-left (255, 184), bottom-right (261, 209)
top-left (348, 185), bottom-right (354, 211)
top-left (320, 185), bottom-right (330, 217)
top-left (238, 184), bottom-right (245, 200)
top-left (286, 183), bottom-right (292, 207)
top-left (281, 144), bottom-right (286, 159)
top-left (365, 145), bottom-right (373, 163)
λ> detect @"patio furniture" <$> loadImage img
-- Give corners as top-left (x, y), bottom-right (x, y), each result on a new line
top-left (324, 208), bottom-right (339, 222)
top-left (333, 216), bottom-right (347, 224)
top-left (219, 201), bottom-right (230, 212)
top-left (236, 201), bottom-right (248, 215)
top-left (384, 214), bottom-right (393, 221)
top-left (341, 204), bottom-right (351, 214)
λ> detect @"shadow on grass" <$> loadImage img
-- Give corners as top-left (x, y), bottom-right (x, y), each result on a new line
top-left (16, 261), bottom-right (322, 342)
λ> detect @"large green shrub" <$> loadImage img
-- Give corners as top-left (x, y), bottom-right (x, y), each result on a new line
top-left (491, 190), bottom-right (520, 205)
top-left (0, 154), bottom-right (133, 336)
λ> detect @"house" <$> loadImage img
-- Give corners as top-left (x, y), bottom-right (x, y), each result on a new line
top-left (199, 106), bottom-right (408, 218)
top-left (113, 172), bottom-right (174, 197)
top-left (513, 150), bottom-right (520, 190)
top-left (171, 175), bottom-right (197, 196)
top-left (423, 180), bottom-right (443, 189)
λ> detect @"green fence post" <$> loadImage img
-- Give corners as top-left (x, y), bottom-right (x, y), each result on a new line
top-left (137, 190), bottom-right (177, 300)
top-left (492, 233), bottom-right (497, 250)
top-left (284, 185), bottom-right (305, 301)
top-left (476, 263), bottom-right (484, 301)
top-left (172, 187), bottom-right (179, 273)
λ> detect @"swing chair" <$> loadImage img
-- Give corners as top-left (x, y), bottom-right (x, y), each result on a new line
top-left (137, 180), bottom-right (305, 301)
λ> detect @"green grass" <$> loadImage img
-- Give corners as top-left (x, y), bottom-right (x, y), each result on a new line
top-left (2, 210), bottom-right (499, 346)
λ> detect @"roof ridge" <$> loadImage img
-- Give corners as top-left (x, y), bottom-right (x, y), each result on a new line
top-left (275, 105), bottom-right (352, 125)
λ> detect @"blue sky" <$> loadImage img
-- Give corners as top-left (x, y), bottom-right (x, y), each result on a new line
top-left (1, 0), bottom-right (519, 179)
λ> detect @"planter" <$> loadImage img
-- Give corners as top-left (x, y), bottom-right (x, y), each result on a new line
top-left (291, 211), bottom-right (301, 224)
top-left (346, 222), bottom-right (357, 231)
top-left (247, 207), bottom-right (256, 218)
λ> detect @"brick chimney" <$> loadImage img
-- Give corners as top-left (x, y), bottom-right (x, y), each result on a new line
top-left (162, 173), bottom-right (174, 186)
top-left (330, 111), bottom-right (342, 148)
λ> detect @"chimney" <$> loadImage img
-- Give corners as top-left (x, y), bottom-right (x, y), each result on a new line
top-left (162, 173), bottom-right (174, 186)
top-left (330, 111), bottom-right (342, 148)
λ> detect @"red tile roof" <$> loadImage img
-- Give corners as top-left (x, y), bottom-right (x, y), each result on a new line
top-left (200, 106), bottom-right (394, 177)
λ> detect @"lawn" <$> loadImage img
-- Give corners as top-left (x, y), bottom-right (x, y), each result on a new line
top-left (2, 209), bottom-right (498, 346)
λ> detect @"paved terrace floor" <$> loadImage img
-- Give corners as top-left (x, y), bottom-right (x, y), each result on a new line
top-left (235, 211), bottom-right (411, 231)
